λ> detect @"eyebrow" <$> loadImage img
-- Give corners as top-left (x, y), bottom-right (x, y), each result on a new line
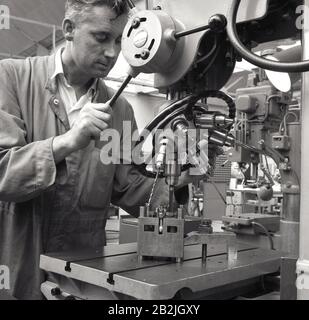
top-left (91, 31), bottom-right (123, 39)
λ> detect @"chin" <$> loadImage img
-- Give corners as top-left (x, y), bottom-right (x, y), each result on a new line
top-left (88, 70), bottom-right (106, 79)
top-left (93, 68), bottom-right (110, 78)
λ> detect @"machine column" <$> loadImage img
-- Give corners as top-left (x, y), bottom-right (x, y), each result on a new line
top-left (297, 0), bottom-right (309, 300)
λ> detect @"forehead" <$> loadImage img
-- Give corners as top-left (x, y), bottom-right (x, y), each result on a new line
top-left (78, 5), bottom-right (128, 35)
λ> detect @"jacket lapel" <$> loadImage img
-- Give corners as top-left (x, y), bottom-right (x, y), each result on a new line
top-left (45, 54), bottom-right (70, 131)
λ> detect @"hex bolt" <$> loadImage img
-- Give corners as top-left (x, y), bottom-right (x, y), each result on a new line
top-left (132, 17), bottom-right (141, 29)
top-left (141, 49), bottom-right (150, 60)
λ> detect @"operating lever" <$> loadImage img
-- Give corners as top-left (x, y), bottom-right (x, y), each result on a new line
top-left (92, 75), bottom-right (133, 145)
top-left (109, 75), bottom-right (133, 107)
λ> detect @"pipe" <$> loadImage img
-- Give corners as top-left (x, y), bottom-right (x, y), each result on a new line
top-left (2, 14), bottom-right (62, 30)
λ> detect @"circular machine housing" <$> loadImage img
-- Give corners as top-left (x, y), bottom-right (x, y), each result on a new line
top-left (122, 10), bottom-right (185, 75)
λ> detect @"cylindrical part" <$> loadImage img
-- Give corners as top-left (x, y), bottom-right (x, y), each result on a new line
top-left (196, 114), bottom-right (234, 129)
top-left (280, 220), bottom-right (300, 254)
top-left (282, 193), bottom-right (300, 222)
top-left (145, 204), bottom-right (150, 217)
top-left (202, 179), bottom-right (208, 220)
top-left (209, 130), bottom-right (234, 147)
top-left (165, 160), bottom-right (181, 186)
top-left (280, 123), bottom-right (300, 257)
top-left (156, 138), bottom-right (168, 170)
top-left (298, 2), bottom-right (309, 299)
top-left (250, 163), bottom-right (258, 180)
top-left (202, 244), bottom-right (208, 264)
top-left (169, 186), bottom-right (174, 213)
top-left (178, 206), bottom-right (183, 219)
top-left (174, 24), bottom-right (210, 39)
top-left (195, 115), bottom-right (215, 129)
top-left (139, 206), bottom-right (145, 218)
top-left (171, 118), bottom-right (189, 133)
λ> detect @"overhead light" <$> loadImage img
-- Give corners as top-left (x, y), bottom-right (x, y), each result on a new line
top-left (264, 45), bottom-right (301, 92)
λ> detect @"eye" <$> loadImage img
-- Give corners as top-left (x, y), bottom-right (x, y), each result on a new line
top-left (93, 33), bottom-right (108, 43)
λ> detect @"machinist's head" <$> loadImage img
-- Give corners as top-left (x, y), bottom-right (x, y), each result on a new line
top-left (63, 0), bottom-right (129, 78)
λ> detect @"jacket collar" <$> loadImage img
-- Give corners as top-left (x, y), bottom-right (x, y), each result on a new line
top-left (45, 52), bottom-right (58, 94)
top-left (45, 50), bottom-right (110, 104)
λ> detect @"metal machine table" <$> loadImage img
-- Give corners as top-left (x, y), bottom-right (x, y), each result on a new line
top-left (40, 242), bottom-right (281, 300)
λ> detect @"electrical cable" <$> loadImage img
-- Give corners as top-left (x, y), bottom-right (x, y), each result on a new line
top-left (226, 0), bottom-right (309, 72)
top-left (133, 91), bottom-right (235, 178)
top-left (196, 33), bottom-right (218, 64)
top-left (251, 221), bottom-right (275, 250)
top-left (198, 41), bottom-right (222, 79)
top-left (209, 179), bottom-right (227, 205)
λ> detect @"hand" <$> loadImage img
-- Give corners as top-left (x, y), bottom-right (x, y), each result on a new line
top-left (66, 101), bottom-right (113, 151)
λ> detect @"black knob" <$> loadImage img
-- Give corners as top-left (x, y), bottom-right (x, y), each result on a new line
top-left (208, 14), bottom-right (227, 33)
top-left (51, 287), bottom-right (61, 296)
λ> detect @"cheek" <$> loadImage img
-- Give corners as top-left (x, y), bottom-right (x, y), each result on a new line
top-left (76, 43), bottom-right (97, 63)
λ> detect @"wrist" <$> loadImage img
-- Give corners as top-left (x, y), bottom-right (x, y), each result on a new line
top-left (61, 131), bottom-right (79, 152)
top-left (52, 132), bottom-right (79, 163)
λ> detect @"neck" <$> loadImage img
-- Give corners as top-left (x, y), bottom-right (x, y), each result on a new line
top-left (61, 45), bottom-right (93, 89)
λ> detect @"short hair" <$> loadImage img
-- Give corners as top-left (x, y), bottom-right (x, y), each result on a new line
top-left (65, 0), bottom-right (128, 22)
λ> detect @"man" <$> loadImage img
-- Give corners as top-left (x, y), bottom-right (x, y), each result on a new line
top-left (0, 0), bottom-right (213, 300)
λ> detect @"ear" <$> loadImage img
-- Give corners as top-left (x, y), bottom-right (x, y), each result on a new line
top-left (62, 18), bottom-right (75, 41)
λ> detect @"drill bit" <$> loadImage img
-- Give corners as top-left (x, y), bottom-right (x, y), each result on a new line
top-left (147, 171), bottom-right (160, 209)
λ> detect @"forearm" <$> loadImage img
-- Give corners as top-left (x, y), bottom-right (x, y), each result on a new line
top-left (52, 132), bottom-right (78, 164)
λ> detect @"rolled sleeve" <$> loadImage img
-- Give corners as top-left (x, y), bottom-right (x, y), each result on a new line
top-left (35, 137), bottom-right (57, 189)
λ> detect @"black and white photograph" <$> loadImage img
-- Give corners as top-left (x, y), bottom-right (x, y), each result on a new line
top-left (0, 0), bottom-right (308, 305)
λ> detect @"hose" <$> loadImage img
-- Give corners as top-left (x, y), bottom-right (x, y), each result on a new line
top-left (133, 91), bottom-right (235, 178)
top-left (226, 0), bottom-right (309, 72)
top-left (251, 222), bottom-right (275, 250)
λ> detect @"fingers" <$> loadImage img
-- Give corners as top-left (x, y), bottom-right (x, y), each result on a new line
top-left (87, 114), bottom-right (110, 131)
top-left (84, 101), bottom-right (112, 114)
top-left (81, 102), bottom-right (113, 126)
top-left (83, 108), bottom-right (112, 125)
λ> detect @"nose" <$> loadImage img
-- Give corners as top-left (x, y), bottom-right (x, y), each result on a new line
top-left (104, 40), bottom-right (118, 59)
